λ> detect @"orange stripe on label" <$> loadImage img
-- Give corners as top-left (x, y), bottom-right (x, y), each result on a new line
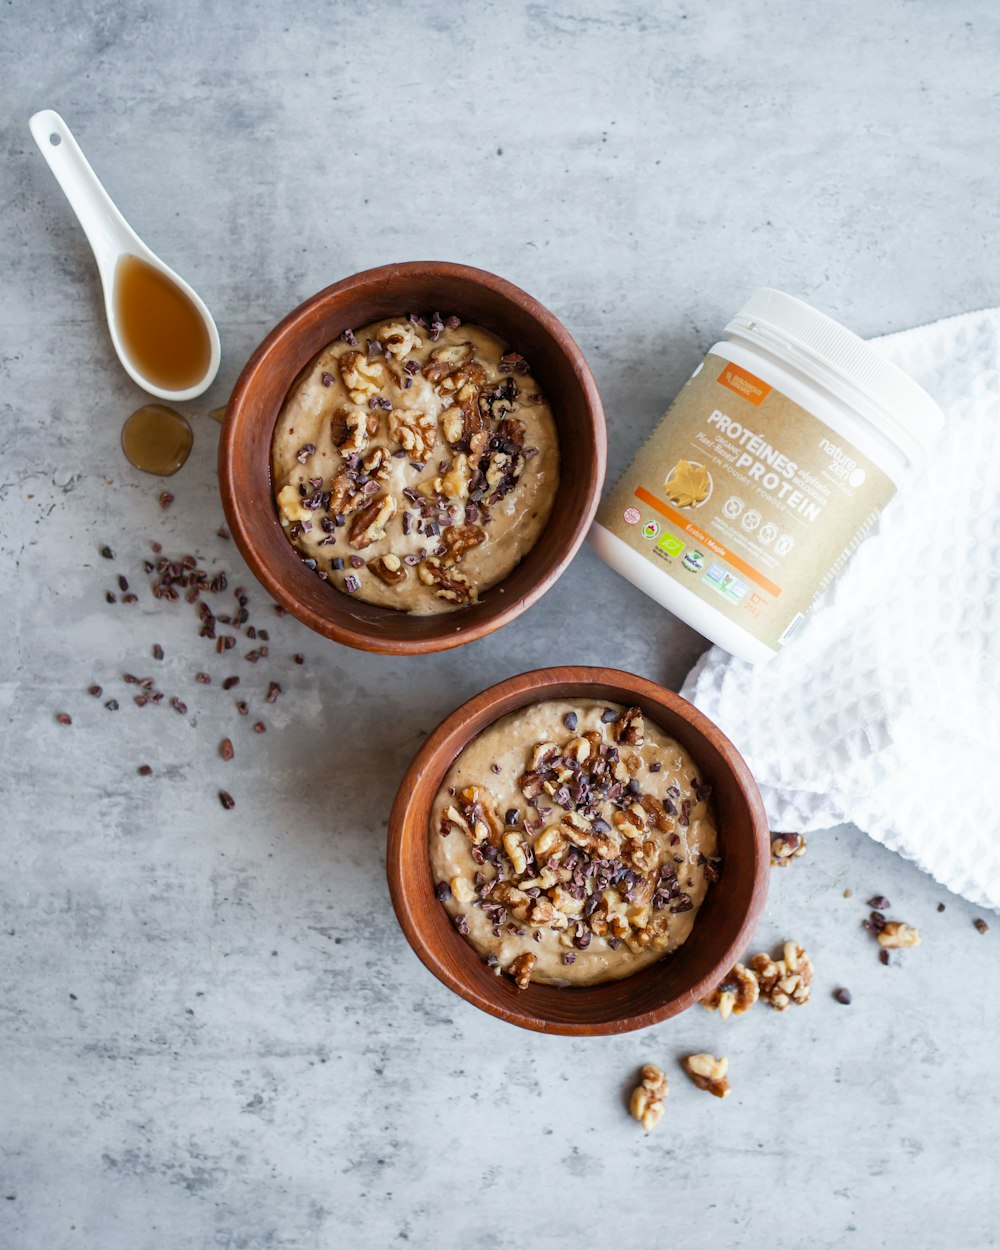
top-left (634, 487), bottom-right (782, 598)
top-left (717, 362), bottom-right (772, 406)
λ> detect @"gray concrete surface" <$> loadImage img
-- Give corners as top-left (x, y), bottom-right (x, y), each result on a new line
top-left (2, 2), bottom-right (998, 1247)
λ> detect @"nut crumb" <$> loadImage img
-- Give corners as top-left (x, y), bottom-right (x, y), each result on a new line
top-left (877, 921), bottom-right (921, 949)
top-left (701, 962), bottom-right (759, 1018)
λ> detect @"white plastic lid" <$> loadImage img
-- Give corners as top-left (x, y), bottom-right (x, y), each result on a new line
top-left (725, 289), bottom-right (944, 466)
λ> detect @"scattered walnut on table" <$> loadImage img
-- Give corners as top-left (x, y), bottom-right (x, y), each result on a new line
top-left (770, 831), bottom-right (807, 866)
top-left (877, 921), bottom-right (922, 949)
top-left (683, 1053), bottom-right (731, 1099)
top-left (629, 1063), bottom-right (669, 1131)
top-left (751, 941), bottom-right (813, 1010)
top-left (701, 962), bottom-right (760, 1019)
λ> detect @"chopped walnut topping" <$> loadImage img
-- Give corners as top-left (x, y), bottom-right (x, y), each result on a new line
top-left (683, 1053), bottom-right (731, 1098)
top-left (629, 1063), bottom-right (669, 1131)
top-left (369, 553), bottom-right (407, 585)
top-left (328, 471), bottom-right (364, 517)
top-left (612, 706), bottom-right (645, 747)
top-left (701, 962), bottom-right (760, 1018)
top-left (440, 523), bottom-right (485, 566)
top-left (423, 341), bottom-right (474, 384)
top-left (377, 320), bottom-right (422, 358)
top-left (503, 831), bottom-right (528, 875)
top-left (388, 407), bottom-right (437, 462)
top-left (417, 557), bottom-right (475, 604)
top-left (360, 445), bottom-right (391, 482)
top-left (276, 484), bottom-right (311, 525)
top-left (770, 832), bottom-right (807, 866)
top-left (434, 453), bottom-right (471, 500)
top-left (451, 875), bottom-right (475, 904)
top-left (877, 921), bottom-right (922, 949)
top-left (751, 941), bottom-right (813, 1010)
top-left (332, 406), bottom-right (380, 453)
top-left (458, 785), bottom-right (505, 843)
top-left (338, 351), bottom-right (384, 404)
top-left (348, 493), bottom-right (396, 549)
top-left (509, 951), bottom-right (536, 990)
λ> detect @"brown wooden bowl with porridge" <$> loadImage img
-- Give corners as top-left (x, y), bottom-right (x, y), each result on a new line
top-left (219, 263), bottom-right (605, 653)
top-left (387, 667), bottom-right (770, 1035)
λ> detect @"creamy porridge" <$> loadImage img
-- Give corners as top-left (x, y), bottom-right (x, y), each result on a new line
top-left (271, 313), bottom-right (559, 613)
top-left (430, 699), bottom-right (720, 988)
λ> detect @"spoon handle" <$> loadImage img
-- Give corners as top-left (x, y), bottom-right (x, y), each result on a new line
top-left (29, 109), bottom-right (136, 278)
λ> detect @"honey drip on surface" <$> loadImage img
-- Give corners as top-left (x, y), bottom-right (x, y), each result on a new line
top-left (121, 404), bottom-right (193, 476)
top-left (114, 254), bottom-right (211, 391)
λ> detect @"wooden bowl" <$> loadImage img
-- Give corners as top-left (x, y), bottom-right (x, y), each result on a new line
top-left (218, 262), bottom-right (606, 653)
top-left (387, 666), bottom-right (770, 1035)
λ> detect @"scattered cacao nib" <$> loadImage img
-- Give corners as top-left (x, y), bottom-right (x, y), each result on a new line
top-left (236, 701), bottom-right (249, 716)
top-left (118, 575), bottom-right (129, 592)
top-left (55, 712), bottom-right (72, 726)
top-left (937, 902), bottom-right (946, 912)
top-left (222, 676), bottom-right (239, 690)
top-left (266, 682), bottom-right (281, 703)
top-left (974, 918), bottom-right (990, 934)
top-left (170, 697), bottom-right (188, 715)
top-left (220, 738), bottom-right (234, 762)
top-left (321, 372), bottom-right (334, 387)
top-left (293, 654), bottom-right (304, 665)
top-left (340, 328), bottom-right (359, 346)
top-left (104, 699), bottom-right (119, 711)
top-left (343, 574), bottom-right (361, 593)
top-left (106, 592), bottom-right (117, 604)
top-left (834, 987), bottom-right (852, 1005)
top-left (867, 895), bottom-right (891, 910)
top-left (296, 443), bottom-right (317, 464)
top-left (505, 808), bottom-right (519, 826)
top-left (649, 762), bottom-right (662, 773)
top-left (122, 594), bottom-right (138, 604)
top-left (253, 722), bottom-right (266, 734)
top-left (879, 949), bottom-right (891, 966)
top-left (218, 790), bottom-right (236, 810)
top-left (88, 685), bottom-right (102, 698)
top-left (563, 711), bottom-right (578, 731)
top-left (100, 545), bottom-right (115, 559)
top-left (152, 644), bottom-right (164, 661)
top-left (490, 762), bottom-right (502, 775)
top-left (195, 672), bottom-right (211, 684)
top-left (159, 492), bottom-right (174, 510)
top-left (562, 952), bottom-right (576, 965)
top-left (434, 881), bottom-right (451, 902)
top-left (453, 913), bottom-right (470, 936)
top-left (217, 527), bottom-right (230, 540)
top-left (600, 708), bottom-right (617, 724)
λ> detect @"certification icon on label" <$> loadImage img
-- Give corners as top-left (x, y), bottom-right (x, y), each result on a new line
top-left (623, 507), bottom-right (641, 525)
top-left (641, 520), bottom-right (660, 540)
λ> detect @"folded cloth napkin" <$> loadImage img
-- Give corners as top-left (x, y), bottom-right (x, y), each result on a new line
top-left (681, 307), bottom-right (1000, 912)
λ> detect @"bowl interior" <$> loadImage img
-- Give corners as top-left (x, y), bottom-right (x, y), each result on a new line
top-left (221, 263), bottom-right (605, 652)
top-left (387, 669), bottom-right (770, 1035)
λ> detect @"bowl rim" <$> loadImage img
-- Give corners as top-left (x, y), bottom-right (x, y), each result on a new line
top-left (386, 665), bottom-right (771, 1035)
top-left (218, 260), bottom-right (607, 654)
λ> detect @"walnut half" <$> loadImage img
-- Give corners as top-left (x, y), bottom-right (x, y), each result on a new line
top-left (683, 1053), bottom-right (731, 1099)
top-left (388, 408), bottom-right (437, 463)
top-left (509, 951), bottom-right (536, 990)
top-left (348, 493), bottom-right (396, 549)
top-left (629, 1063), bottom-right (669, 1131)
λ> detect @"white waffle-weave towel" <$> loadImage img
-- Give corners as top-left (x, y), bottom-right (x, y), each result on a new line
top-left (681, 307), bottom-right (1000, 911)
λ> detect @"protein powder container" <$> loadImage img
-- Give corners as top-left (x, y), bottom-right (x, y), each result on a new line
top-left (590, 289), bottom-right (944, 663)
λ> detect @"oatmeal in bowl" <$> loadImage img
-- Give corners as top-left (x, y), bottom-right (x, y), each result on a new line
top-left (387, 667), bottom-right (770, 1035)
top-left (271, 313), bottom-right (559, 613)
top-left (430, 699), bottom-right (719, 988)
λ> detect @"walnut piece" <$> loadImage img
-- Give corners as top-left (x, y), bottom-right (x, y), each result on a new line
top-left (417, 557), bottom-right (475, 604)
top-left (331, 406), bottom-right (380, 454)
top-left (509, 951), bottom-right (536, 990)
top-left (450, 875), bottom-right (475, 904)
top-left (328, 472), bottom-right (365, 517)
top-left (877, 921), bottom-right (922, 949)
top-left (276, 484), bottom-right (311, 525)
top-left (440, 523), bottom-right (485, 566)
top-left (458, 785), bottom-right (505, 843)
top-left (360, 446), bottom-right (391, 482)
top-left (683, 1053), bottom-right (731, 1099)
top-left (369, 553), bottom-right (406, 585)
top-left (612, 706), bottom-right (645, 747)
top-left (433, 454), bottom-right (471, 500)
top-left (629, 1063), bottom-right (669, 1131)
top-left (348, 493), bottom-right (396, 549)
top-left (701, 962), bottom-right (760, 1019)
top-left (771, 832), bottom-right (807, 866)
top-left (388, 407), bottom-right (437, 462)
top-left (338, 351), bottom-right (384, 404)
top-left (423, 341), bottom-right (474, 384)
top-left (751, 941), bottom-right (813, 1010)
top-left (502, 831), bottom-right (528, 875)
top-left (377, 320), bottom-right (422, 359)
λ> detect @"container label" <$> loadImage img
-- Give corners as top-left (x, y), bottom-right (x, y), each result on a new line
top-left (597, 353), bottom-right (897, 651)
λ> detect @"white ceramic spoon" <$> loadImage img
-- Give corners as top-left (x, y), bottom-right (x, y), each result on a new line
top-left (29, 108), bottom-right (221, 401)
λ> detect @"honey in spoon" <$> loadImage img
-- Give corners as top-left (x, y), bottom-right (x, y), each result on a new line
top-left (114, 254), bottom-right (211, 392)
top-left (121, 404), bottom-right (193, 476)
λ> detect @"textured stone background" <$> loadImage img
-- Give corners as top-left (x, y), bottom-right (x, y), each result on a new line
top-left (2, 2), bottom-right (999, 1247)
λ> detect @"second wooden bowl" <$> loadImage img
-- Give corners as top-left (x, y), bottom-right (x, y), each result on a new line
top-left (387, 667), bottom-right (770, 1035)
top-left (219, 261), bottom-right (606, 654)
